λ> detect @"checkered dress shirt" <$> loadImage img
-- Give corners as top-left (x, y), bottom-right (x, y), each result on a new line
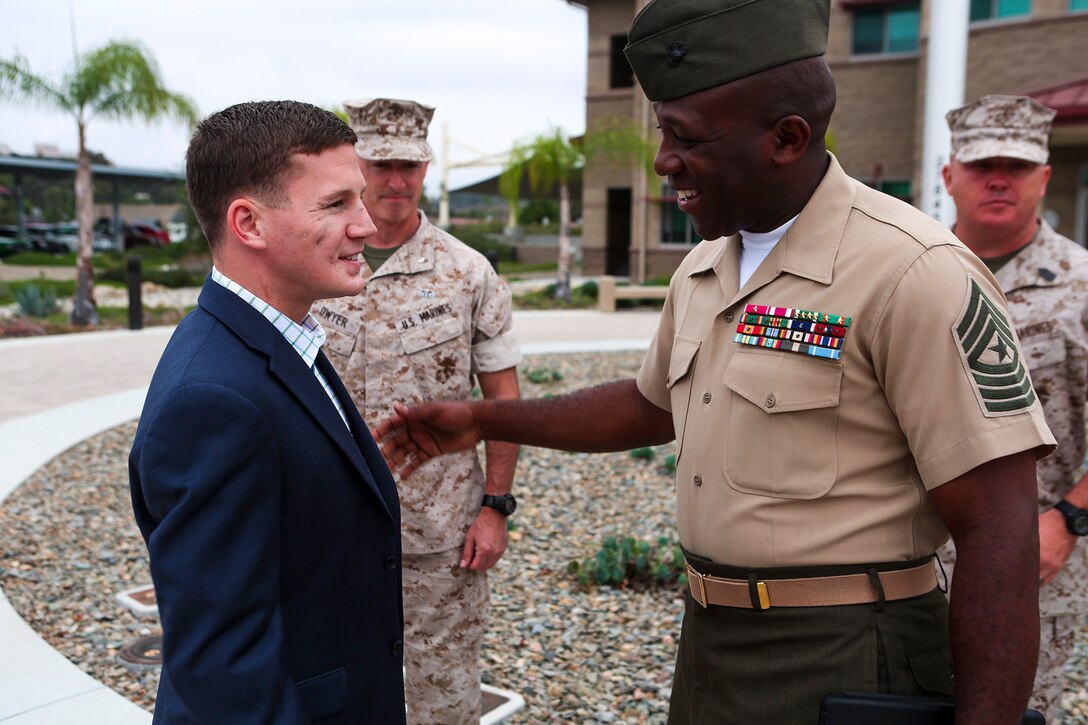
top-left (211, 267), bottom-right (350, 429)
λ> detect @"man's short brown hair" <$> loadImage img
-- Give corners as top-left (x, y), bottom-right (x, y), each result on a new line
top-left (185, 100), bottom-right (357, 248)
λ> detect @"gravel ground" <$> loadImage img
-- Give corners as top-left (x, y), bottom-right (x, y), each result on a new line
top-left (1, 349), bottom-right (1087, 723)
top-left (0, 351), bottom-right (683, 723)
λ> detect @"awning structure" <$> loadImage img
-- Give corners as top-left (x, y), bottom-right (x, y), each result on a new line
top-left (0, 155), bottom-right (185, 183)
top-left (1026, 76), bottom-right (1088, 147)
top-left (1028, 76), bottom-right (1088, 126)
top-left (0, 154), bottom-right (185, 235)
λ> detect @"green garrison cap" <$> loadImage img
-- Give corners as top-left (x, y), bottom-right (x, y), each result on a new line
top-left (624, 0), bottom-right (831, 102)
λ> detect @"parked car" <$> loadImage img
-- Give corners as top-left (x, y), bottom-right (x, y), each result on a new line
top-left (43, 223), bottom-right (79, 253)
top-left (94, 218), bottom-right (170, 249)
top-left (0, 225), bottom-right (33, 258)
top-left (23, 223), bottom-right (69, 254)
top-left (49, 222), bottom-right (117, 253)
top-left (124, 221), bottom-right (171, 248)
top-left (92, 233), bottom-right (119, 252)
top-left (167, 220), bottom-right (188, 243)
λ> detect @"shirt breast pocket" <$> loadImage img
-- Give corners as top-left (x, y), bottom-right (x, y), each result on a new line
top-left (666, 335), bottom-right (702, 461)
top-left (722, 350), bottom-right (842, 499)
top-left (398, 316), bottom-right (463, 355)
top-left (1020, 332), bottom-right (1066, 371)
top-left (325, 328), bottom-right (357, 359)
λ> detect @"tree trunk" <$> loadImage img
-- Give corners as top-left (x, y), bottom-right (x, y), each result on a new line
top-left (554, 181), bottom-right (574, 300)
top-left (71, 122), bottom-right (98, 326)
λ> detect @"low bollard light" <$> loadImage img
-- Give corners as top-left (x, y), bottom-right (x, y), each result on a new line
top-left (126, 256), bottom-right (142, 330)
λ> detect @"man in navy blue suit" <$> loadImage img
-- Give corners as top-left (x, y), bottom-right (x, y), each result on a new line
top-left (129, 100), bottom-right (405, 723)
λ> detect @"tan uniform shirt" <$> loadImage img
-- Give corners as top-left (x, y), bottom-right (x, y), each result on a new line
top-left (314, 211), bottom-right (522, 554)
top-left (637, 155), bottom-right (1055, 567)
top-left (940, 220), bottom-right (1088, 616)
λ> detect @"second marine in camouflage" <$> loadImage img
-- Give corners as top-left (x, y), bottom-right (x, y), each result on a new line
top-left (940, 93), bottom-right (1088, 722)
top-left (313, 98), bottom-right (522, 724)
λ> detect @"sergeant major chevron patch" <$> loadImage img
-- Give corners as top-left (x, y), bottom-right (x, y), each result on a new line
top-left (954, 276), bottom-right (1036, 416)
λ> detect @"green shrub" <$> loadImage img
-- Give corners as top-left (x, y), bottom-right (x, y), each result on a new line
top-left (630, 447), bottom-right (656, 461)
top-left (568, 535), bottom-right (688, 589)
top-left (144, 267), bottom-right (205, 288)
top-left (0, 279), bottom-right (75, 307)
top-left (513, 281), bottom-right (599, 310)
top-left (519, 200), bottom-right (559, 226)
top-left (525, 367), bottom-right (563, 384)
top-left (96, 260), bottom-right (206, 289)
top-left (15, 283), bottom-right (57, 317)
top-left (662, 454), bottom-right (677, 474)
top-left (450, 223), bottom-right (515, 262)
top-left (501, 261), bottom-right (558, 276)
top-left (3, 251), bottom-right (76, 266)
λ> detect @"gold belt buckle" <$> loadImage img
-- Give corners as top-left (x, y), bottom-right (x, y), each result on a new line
top-left (755, 581), bottom-right (771, 611)
top-left (686, 564), bottom-right (708, 608)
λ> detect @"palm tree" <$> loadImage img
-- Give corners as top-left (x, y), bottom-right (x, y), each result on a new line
top-left (1, 41), bottom-right (198, 325)
top-left (509, 128), bottom-right (583, 299)
top-left (582, 119), bottom-right (657, 181)
top-left (498, 143), bottom-right (529, 234)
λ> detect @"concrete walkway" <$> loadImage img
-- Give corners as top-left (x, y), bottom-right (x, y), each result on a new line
top-left (0, 309), bottom-right (661, 723)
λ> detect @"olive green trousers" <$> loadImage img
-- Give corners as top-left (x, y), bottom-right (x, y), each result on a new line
top-left (668, 558), bottom-right (953, 725)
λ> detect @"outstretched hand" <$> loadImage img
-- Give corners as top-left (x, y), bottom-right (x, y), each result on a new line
top-left (370, 401), bottom-right (483, 478)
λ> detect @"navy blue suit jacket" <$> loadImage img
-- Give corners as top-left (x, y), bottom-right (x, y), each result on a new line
top-left (129, 280), bottom-right (405, 724)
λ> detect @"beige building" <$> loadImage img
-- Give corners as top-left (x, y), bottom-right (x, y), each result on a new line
top-left (570, 0), bottom-right (1088, 280)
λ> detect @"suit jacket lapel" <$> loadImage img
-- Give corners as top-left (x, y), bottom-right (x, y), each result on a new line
top-left (314, 351), bottom-right (399, 519)
top-left (199, 281), bottom-right (397, 521)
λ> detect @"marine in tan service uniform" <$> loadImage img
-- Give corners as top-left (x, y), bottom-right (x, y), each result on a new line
top-left (313, 98), bottom-right (522, 725)
top-left (940, 94), bottom-right (1088, 723)
top-left (371, 2), bottom-right (1056, 723)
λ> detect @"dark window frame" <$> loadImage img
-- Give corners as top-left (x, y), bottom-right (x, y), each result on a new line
top-left (610, 35), bottom-right (634, 89)
top-left (970, 0), bottom-right (1033, 22)
top-left (851, 1), bottom-right (921, 56)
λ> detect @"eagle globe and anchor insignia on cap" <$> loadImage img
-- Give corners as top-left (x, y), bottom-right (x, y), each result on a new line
top-left (954, 276), bottom-right (1037, 416)
top-left (665, 41), bottom-right (687, 67)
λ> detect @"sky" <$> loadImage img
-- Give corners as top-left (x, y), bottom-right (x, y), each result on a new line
top-left (0, 0), bottom-right (589, 196)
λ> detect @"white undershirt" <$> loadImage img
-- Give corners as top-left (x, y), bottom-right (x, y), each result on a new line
top-left (739, 215), bottom-right (799, 288)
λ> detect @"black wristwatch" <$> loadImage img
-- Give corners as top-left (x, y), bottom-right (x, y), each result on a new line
top-left (482, 493), bottom-right (517, 516)
top-left (1054, 500), bottom-right (1088, 536)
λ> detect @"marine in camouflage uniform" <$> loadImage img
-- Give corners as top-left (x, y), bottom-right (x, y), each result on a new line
top-left (314, 98), bottom-right (522, 725)
top-left (940, 95), bottom-right (1088, 722)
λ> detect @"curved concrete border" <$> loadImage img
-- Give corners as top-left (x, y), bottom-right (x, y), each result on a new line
top-left (0, 390), bottom-right (152, 723)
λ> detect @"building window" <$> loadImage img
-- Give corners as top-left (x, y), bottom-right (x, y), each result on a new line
top-left (868, 179), bottom-right (913, 203)
top-left (610, 35), bottom-right (633, 89)
top-left (970, 0), bottom-right (1032, 21)
top-left (852, 2), bottom-right (920, 55)
top-left (1072, 0), bottom-right (1088, 11)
